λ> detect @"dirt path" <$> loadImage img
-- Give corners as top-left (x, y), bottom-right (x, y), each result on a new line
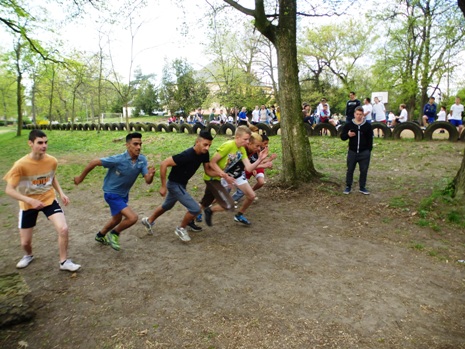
top-left (1, 176), bottom-right (464, 348)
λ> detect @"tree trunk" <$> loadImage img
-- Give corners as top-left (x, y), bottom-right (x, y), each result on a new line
top-left (223, 0), bottom-right (320, 185)
top-left (453, 0), bottom-right (465, 199)
top-left (452, 148), bottom-right (465, 200)
top-left (274, 0), bottom-right (319, 184)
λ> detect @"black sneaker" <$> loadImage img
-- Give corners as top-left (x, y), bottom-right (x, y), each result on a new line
top-left (187, 220), bottom-right (202, 232)
top-left (204, 207), bottom-right (213, 226)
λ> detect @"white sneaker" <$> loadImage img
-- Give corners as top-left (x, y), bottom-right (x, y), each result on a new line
top-left (141, 217), bottom-right (155, 235)
top-left (60, 259), bottom-right (81, 272)
top-left (16, 255), bottom-right (34, 269)
top-left (175, 227), bottom-right (191, 242)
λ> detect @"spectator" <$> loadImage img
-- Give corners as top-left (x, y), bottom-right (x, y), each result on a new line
top-left (316, 98), bottom-right (331, 116)
top-left (372, 97), bottom-right (386, 123)
top-left (251, 106), bottom-right (260, 125)
top-left (449, 96), bottom-right (464, 135)
top-left (302, 103), bottom-right (313, 125)
top-left (345, 91), bottom-right (361, 123)
top-left (422, 97), bottom-right (437, 128)
top-left (362, 97), bottom-right (373, 123)
top-left (238, 107), bottom-right (249, 126)
top-left (392, 104), bottom-right (408, 127)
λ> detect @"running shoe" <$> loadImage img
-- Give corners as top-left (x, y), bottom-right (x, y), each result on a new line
top-left (16, 255), bottom-right (34, 269)
top-left (60, 259), bottom-right (81, 272)
top-left (95, 234), bottom-right (109, 245)
top-left (343, 186), bottom-right (351, 195)
top-left (187, 220), bottom-right (202, 232)
top-left (141, 217), bottom-right (155, 235)
top-left (359, 188), bottom-right (370, 195)
top-left (107, 233), bottom-right (121, 251)
top-left (175, 227), bottom-right (191, 242)
top-left (204, 207), bottom-right (213, 226)
top-left (234, 213), bottom-right (251, 225)
top-left (195, 213), bottom-right (203, 222)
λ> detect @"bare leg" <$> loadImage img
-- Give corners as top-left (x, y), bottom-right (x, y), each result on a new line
top-left (113, 206), bottom-right (139, 233)
top-left (19, 228), bottom-right (34, 256)
top-left (48, 212), bottom-right (69, 262)
top-left (148, 206), bottom-right (166, 224)
top-left (237, 182), bottom-right (255, 213)
top-left (100, 213), bottom-right (123, 235)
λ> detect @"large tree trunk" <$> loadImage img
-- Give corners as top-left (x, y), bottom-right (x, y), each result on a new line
top-left (223, 0), bottom-right (320, 185)
top-left (453, 0), bottom-right (465, 199)
top-left (274, 0), bottom-right (319, 184)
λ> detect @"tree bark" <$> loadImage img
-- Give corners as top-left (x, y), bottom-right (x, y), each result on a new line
top-left (453, 0), bottom-right (465, 199)
top-left (223, 0), bottom-right (320, 184)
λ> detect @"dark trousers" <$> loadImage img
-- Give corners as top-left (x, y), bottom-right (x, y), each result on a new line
top-left (200, 180), bottom-right (235, 211)
top-left (346, 149), bottom-right (371, 189)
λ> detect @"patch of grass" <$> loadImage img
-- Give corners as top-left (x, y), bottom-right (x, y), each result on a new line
top-left (411, 243), bottom-right (425, 251)
top-left (389, 196), bottom-right (409, 208)
top-left (416, 219), bottom-right (429, 227)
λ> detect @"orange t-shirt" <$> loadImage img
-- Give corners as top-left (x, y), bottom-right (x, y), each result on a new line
top-left (3, 154), bottom-right (58, 210)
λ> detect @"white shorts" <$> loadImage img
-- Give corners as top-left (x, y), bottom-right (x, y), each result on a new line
top-left (221, 174), bottom-right (248, 187)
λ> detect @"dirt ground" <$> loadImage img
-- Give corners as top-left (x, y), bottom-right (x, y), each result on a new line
top-left (1, 139), bottom-right (465, 349)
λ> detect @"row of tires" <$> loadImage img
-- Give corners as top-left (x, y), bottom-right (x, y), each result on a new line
top-left (25, 121), bottom-right (465, 141)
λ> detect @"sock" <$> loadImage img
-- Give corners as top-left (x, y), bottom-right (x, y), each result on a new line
top-left (111, 230), bottom-right (120, 236)
top-left (96, 232), bottom-right (105, 238)
top-left (60, 259), bottom-right (67, 265)
top-left (237, 212), bottom-right (243, 216)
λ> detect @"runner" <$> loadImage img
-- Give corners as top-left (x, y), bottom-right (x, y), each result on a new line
top-left (74, 132), bottom-right (155, 251)
top-left (4, 130), bottom-right (81, 271)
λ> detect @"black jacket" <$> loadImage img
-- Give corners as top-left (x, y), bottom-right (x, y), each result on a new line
top-left (340, 119), bottom-right (373, 153)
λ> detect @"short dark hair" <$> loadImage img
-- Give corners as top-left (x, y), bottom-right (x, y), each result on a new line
top-left (29, 129), bottom-right (47, 141)
top-left (198, 130), bottom-right (213, 141)
top-left (365, 97), bottom-right (371, 103)
top-left (126, 132), bottom-right (142, 142)
top-left (261, 134), bottom-right (269, 142)
top-left (354, 106), bottom-right (364, 113)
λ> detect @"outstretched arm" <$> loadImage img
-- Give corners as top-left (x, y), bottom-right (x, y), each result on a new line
top-left (52, 176), bottom-right (69, 206)
top-left (73, 159), bottom-right (102, 185)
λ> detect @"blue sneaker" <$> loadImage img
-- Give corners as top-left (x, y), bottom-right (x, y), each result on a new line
top-left (234, 213), bottom-right (251, 225)
top-left (196, 213), bottom-right (202, 222)
top-left (343, 186), bottom-right (351, 195)
top-left (359, 188), bottom-right (370, 195)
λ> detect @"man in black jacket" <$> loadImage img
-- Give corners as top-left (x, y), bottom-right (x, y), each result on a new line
top-left (340, 106), bottom-right (373, 195)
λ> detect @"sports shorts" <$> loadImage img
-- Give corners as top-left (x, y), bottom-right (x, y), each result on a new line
top-left (19, 200), bottom-right (63, 229)
top-left (104, 192), bottom-right (129, 216)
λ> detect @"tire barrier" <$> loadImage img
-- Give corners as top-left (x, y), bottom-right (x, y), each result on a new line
top-left (256, 123), bottom-right (272, 136)
top-left (206, 123), bottom-right (220, 135)
top-left (129, 123), bottom-right (136, 131)
top-left (192, 122), bottom-right (206, 134)
top-left (168, 123), bottom-right (180, 133)
top-left (157, 123), bottom-right (169, 132)
top-left (460, 130), bottom-right (465, 142)
top-left (218, 123), bottom-right (236, 135)
top-left (145, 123), bottom-right (157, 132)
top-left (371, 122), bottom-right (392, 139)
top-left (392, 121), bottom-right (423, 141)
top-left (271, 122), bottom-right (281, 136)
top-left (313, 123), bottom-right (337, 137)
top-left (133, 124), bottom-right (143, 131)
top-left (110, 123), bottom-right (119, 131)
top-left (180, 124), bottom-right (194, 134)
top-left (119, 123), bottom-right (128, 131)
top-left (424, 121), bottom-right (459, 142)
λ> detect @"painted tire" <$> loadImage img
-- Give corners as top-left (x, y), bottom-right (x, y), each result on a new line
top-left (392, 121), bottom-right (423, 141)
top-left (424, 121), bottom-right (459, 142)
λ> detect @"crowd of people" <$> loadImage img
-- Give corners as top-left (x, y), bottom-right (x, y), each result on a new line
top-left (4, 126), bottom-right (277, 271)
top-left (167, 105), bottom-right (280, 126)
top-left (302, 93), bottom-right (464, 137)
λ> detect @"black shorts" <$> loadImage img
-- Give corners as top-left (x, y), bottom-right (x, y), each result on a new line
top-left (19, 200), bottom-right (64, 229)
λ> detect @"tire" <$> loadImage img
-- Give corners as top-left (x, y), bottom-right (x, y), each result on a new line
top-left (179, 123), bottom-right (194, 134)
top-left (392, 121), bottom-right (423, 141)
top-left (168, 123), bottom-right (180, 133)
top-left (134, 124), bottom-right (143, 131)
top-left (60, 124), bottom-right (67, 130)
top-left (271, 122), bottom-right (281, 136)
top-left (371, 122), bottom-right (392, 139)
top-left (157, 123), bottom-right (170, 132)
top-left (192, 122), bottom-right (206, 134)
top-left (83, 123), bottom-right (91, 131)
top-left (303, 122), bottom-right (314, 136)
top-left (129, 122), bottom-right (136, 131)
top-left (103, 123), bottom-right (111, 131)
top-left (218, 123), bottom-right (236, 135)
top-left (206, 123), bottom-right (220, 135)
top-left (256, 123), bottom-right (272, 136)
top-left (110, 123), bottom-right (119, 131)
top-left (313, 123), bottom-right (337, 137)
top-left (119, 123), bottom-right (127, 131)
top-left (90, 124), bottom-right (98, 130)
top-left (146, 123), bottom-right (157, 132)
top-left (424, 121), bottom-right (459, 142)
